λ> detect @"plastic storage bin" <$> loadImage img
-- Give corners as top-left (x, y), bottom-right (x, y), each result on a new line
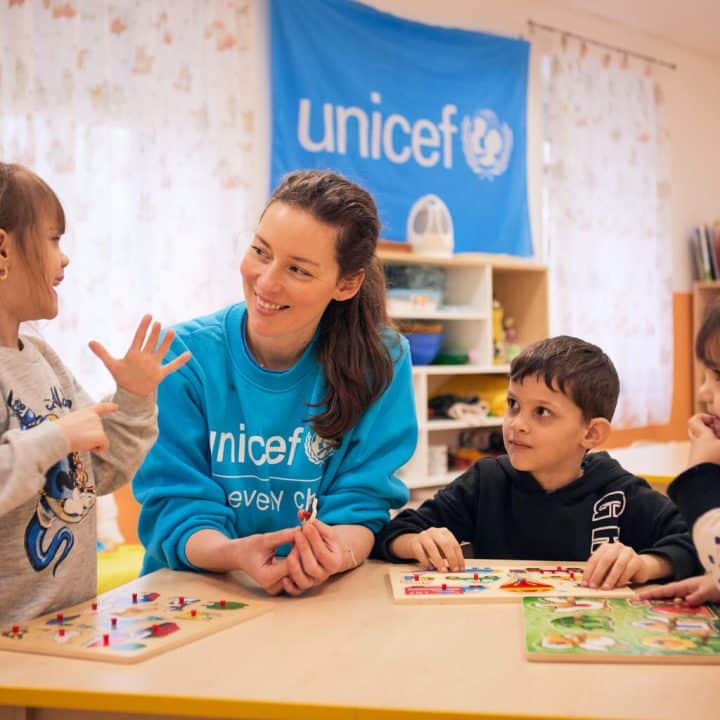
top-left (405, 332), bottom-right (444, 365)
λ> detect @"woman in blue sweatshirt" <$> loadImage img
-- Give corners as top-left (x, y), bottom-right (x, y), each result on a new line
top-left (133, 170), bottom-right (417, 596)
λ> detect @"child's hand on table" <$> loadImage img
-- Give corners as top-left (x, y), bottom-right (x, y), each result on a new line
top-left (583, 542), bottom-right (670, 589)
top-left (390, 527), bottom-right (465, 572)
top-left (636, 574), bottom-right (720, 606)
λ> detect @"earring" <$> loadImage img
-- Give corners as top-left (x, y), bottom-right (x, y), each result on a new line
top-left (0, 266), bottom-right (7, 281)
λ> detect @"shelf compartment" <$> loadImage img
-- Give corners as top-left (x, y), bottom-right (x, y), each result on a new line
top-left (421, 417), bottom-right (504, 431)
top-left (412, 364), bottom-right (510, 376)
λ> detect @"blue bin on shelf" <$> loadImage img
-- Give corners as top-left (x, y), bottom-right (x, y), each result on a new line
top-left (405, 333), bottom-right (444, 365)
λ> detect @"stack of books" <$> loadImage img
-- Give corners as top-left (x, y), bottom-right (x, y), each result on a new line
top-left (690, 222), bottom-right (720, 281)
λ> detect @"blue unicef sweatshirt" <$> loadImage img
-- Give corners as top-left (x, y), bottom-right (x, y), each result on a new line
top-left (134, 303), bottom-right (417, 574)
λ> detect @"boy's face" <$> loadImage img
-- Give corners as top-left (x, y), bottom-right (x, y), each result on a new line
top-left (502, 375), bottom-right (595, 491)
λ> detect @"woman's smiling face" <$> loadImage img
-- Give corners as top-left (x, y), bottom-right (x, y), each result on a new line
top-left (240, 201), bottom-right (360, 366)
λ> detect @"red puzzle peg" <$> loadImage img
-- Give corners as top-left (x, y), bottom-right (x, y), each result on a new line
top-left (152, 624), bottom-right (159, 636)
top-left (11, 625), bottom-right (19, 635)
top-left (102, 634), bottom-right (110, 647)
top-left (220, 599), bottom-right (226, 609)
top-left (191, 609), bottom-right (197, 618)
top-left (132, 592), bottom-right (138, 604)
top-left (178, 596), bottom-right (185, 605)
top-left (58, 628), bottom-right (65, 638)
top-left (474, 573), bottom-right (479, 580)
top-left (413, 574), bottom-right (419, 581)
top-left (91, 601), bottom-right (98, 611)
top-left (111, 617), bottom-right (118, 628)
top-left (441, 583), bottom-right (447, 590)
top-left (56, 613), bottom-right (64, 624)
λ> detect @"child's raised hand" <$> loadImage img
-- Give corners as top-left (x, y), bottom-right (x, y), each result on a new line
top-left (89, 315), bottom-right (191, 397)
top-left (583, 541), bottom-right (644, 589)
top-left (390, 527), bottom-right (464, 572)
top-left (687, 413), bottom-right (720, 466)
top-left (57, 402), bottom-right (118, 453)
top-left (636, 574), bottom-right (720, 606)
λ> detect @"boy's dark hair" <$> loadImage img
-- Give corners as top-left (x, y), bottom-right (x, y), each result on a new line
top-left (695, 298), bottom-right (720, 367)
top-left (509, 335), bottom-right (620, 421)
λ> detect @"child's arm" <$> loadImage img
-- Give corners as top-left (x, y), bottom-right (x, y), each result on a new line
top-left (635, 504), bottom-right (720, 606)
top-left (667, 451), bottom-right (720, 531)
top-left (372, 467), bottom-right (480, 569)
top-left (0, 431), bottom-right (56, 513)
top-left (584, 482), bottom-right (702, 589)
top-left (583, 542), bottom-right (672, 589)
top-left (85, 315), bottom-right (190, 495)
top-left (0, 411), bottom-right (107, 515)
top-left (388, 527), bottom-right (464, 571)
top-left (637, 574), bottom-right (720, 606)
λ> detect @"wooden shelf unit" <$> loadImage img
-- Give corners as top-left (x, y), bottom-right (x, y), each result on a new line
top-left (379, 251), bottom-right (549, 489)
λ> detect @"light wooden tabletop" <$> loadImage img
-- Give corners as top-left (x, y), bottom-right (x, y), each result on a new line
top-left (605, 441), bottom-right (690, 485)
top-left (0, 560), bottom-right (717, 720)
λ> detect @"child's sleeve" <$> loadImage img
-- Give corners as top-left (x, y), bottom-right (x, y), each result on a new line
top-left (372, 467), bottom-right (480, 562)
top-left (81, 384), bottom-right (159, 497)
top-left (0, 415), bottom-right (69, 518)
top-left (316, 339), bottom-right (417, 533)
top-left (629, 487), bottom-right (702, 580)
top-left (667, 463), bottom-right (720, 529)
top-left (132, 340), bottom-right (236, 572)
top-left (692, 509), bottom-right (720, 589)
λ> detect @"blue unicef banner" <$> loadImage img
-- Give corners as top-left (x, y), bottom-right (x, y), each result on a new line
top-left (270, 0), bottom-right (531, 256)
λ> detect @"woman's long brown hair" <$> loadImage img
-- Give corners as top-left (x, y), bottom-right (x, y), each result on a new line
top-left (266, 170), bottom-right (396, 445)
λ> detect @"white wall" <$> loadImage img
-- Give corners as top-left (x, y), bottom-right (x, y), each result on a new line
top-left (255, 0), bottom-right (720, 292)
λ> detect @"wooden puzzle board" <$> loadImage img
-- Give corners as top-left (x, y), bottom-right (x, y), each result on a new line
top-left (523, 596), bottom-right (720, 664)
top-left (0, 570), bottom-right (271, 664)
top-left (388, 560), bottom-right (636, 604)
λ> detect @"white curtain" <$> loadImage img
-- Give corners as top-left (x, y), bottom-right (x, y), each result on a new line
top-left (0, 0), bottom-right (257, 399)
top-left (541, 34), bottom-right (673, 428)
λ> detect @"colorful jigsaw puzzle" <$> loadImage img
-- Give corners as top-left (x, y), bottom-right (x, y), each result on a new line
top-left (0, 570), bottom-right (271, 664)
top-left (388, 560), bottom-right (636, 603)
top-left (523, 596), bottom-right (720, 664)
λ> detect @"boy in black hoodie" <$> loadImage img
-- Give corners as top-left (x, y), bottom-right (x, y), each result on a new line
top-left (373, 336), bottom-right (699, 590)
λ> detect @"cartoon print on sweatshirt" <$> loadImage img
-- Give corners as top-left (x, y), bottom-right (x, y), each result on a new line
top-left (7, 388), bottom-right (95, 575)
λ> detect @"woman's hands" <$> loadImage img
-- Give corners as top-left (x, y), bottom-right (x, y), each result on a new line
top-left (89, 314), bottom-right (191, 397)
top-left (186, 523), bottom-right (369, 597)
top-left (277, 521), bottom-right (347, 596)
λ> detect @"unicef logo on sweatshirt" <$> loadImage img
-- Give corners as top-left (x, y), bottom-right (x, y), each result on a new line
top-left (461, 109), bottom-right (513, 180)
top-left (304, 431), bottom-right (336, 465)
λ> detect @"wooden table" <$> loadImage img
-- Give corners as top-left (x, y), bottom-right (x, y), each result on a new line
top-left (605, 441), bottom-right (690, 487)
top-left (0, 560), bottom-right (717, 720)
